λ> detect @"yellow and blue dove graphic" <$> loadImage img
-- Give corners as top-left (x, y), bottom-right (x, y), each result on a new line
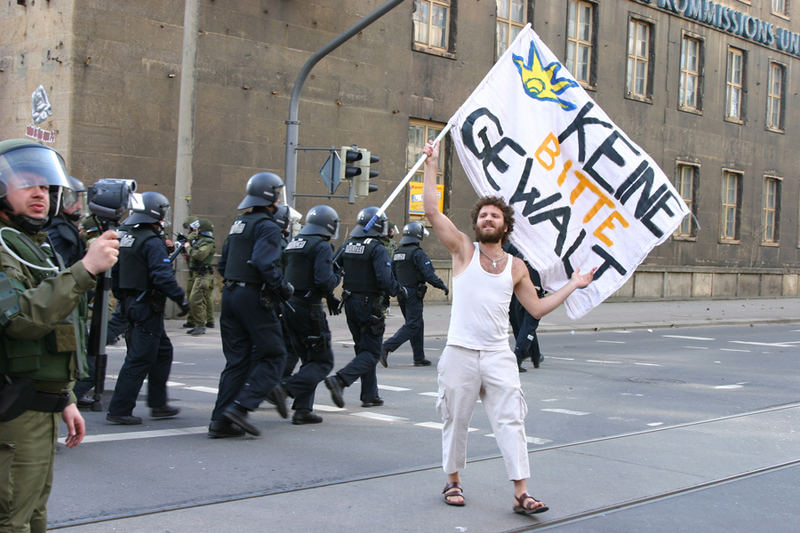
top-left (512, 40), bottom-right (578, 111)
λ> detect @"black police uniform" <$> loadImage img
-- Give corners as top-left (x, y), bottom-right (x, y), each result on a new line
top-left (280, 234), bottom-right (340, 415)
top-left (211, 210), bottom-right (290, 423)
top-left (504, 242), bottom-right (544, 369)
top-left (383, 243), bottom-right (447, 364)
top-left (332, 236), bottom-right (401, 404)
top-left (46, 214), bottom-right (86, 267)
top-left (107, 224), bottom-right (186, 417)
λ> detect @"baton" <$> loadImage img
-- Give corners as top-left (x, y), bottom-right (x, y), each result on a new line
top-left (362, 122), bottom-right (452, 233)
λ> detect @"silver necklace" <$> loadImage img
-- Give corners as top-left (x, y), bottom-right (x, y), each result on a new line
top-left (479, 246), bottom-right (505, 269)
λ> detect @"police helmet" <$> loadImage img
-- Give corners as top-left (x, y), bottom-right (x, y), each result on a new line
top-left (299, 205), bottom-right (339, 239)
top-left (59, 176), bottom-right (86, 219)
top-left (399, 221), bottom-right (429, 245)
top-left (197, 218), bottom-right (214, 237)
top-left (238, 172), bottom-right (284, 210)
top-left (182, 215), bottom-right (198, 229)
top-left (350, 206), bottom-right (388, 238)
top-left (272, 204), bottom-right (291, 232)
top-left (0, 139), bottom-right (71, 231)
top-left (124, 191), bottom-right (170, 225)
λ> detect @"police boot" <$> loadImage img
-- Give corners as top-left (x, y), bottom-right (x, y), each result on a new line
top-left (324, 375), bottom-right (345, 408)
top-left (187, 326), bottom-right (206, 336)
top-left (222, 403), bottom-right (260, 436)
top-left (379, 345), bottom-right (391, 368)
top-left (266, 384), bottom-right (289, 419)
top-left (292, 409), bottom-right (323, 425)
top-left (208, 419), bottom-right (245, 438)
top-left (151, 405), bottom-right (181, 419)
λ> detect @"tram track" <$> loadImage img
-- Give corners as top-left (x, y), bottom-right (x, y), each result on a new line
top-left (50, 401), bottom-right (800, 530)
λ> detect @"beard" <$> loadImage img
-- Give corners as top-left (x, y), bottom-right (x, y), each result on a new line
top-left (475, 223), bottom-right (504, 243)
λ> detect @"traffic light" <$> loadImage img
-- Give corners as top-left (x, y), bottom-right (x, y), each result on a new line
top-left (355, 148), bottom-right (379, 196)
top-left (338, 146), bottom-right (362, 184)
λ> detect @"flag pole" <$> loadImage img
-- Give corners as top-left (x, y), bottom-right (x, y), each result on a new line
top-left (363, 122), bottom-right (453, 232)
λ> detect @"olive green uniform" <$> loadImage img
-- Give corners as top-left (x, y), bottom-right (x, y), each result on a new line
top-left (0, 218), bottom-right (94, 533)
top-left (187, 234), bottom-right (215, 327)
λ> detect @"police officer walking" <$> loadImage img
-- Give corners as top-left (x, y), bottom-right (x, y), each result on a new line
top-left (381, 222), bottom-right (448, 367)
top-left (280, 205), bottom-right (341, 424)
top-left (323, 207), bottom-right (403, 409)
top-left (0, 139), bottom-right (119, 532)
top-left (184, 219), bottom-right (216, 336)
top-left (106, 192), bottom-right (189, 425)
top-left (209, 172), bottom-right (293, 438)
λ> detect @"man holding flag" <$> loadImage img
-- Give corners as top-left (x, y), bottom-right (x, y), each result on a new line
top-left (423, 139), bottom-right (595, 514)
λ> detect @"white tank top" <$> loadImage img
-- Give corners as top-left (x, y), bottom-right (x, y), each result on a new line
top-left (447, 243), bottom-right (513, 350)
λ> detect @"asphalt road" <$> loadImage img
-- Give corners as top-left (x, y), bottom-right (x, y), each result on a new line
top-left (47, 321), bottom-right (800, 530)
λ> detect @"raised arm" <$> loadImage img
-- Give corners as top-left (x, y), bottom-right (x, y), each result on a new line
top-left (422, 140), bottom-right (473, 268)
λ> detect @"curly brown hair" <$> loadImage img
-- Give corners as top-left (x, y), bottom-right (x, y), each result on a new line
top-left (470, 196), bottom-right (515, 245)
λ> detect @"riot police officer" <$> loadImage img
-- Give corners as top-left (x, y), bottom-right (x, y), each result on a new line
top-left (323, 206), bottom-right (403, 408)
top-left (185, 219), bottom-right (216, 336)
top-left (281, 205), bottom-right (341, 424)
top-left (106, 191), bottom-right (189, 425)
top-left (209, 172), bottom-right (293, 438)
top-left (0, 139), bottom-right (119, 531)
top-left (46, 176), bottom-right (86, 267)
top-left (381, 221), bottom-right (448, 367)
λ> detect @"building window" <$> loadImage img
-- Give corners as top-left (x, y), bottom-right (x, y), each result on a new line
top-left (763, 177), bottom-right (781, 244)
top-left (767, 62), bottom-right (785, 131)
top-left (496, 0), bottom-right (527, 59)
top-left (679, 35), bottom-right (702, 111)
top-left (772, 0), bottom-right (788, 17)
top-left (725, 47), bottom-right (745, 122)
top-left (720, 171), bottom-right (741, 241)
top-left (675, 164), bottom-right (698, 238)
top-left (566, 0), bottom-right (594, 85)
top-left (626, 19), bottom-right (651, 99)
top-left (413, 0), bottom-right (450, 51)
top-left (408, 120), bottom-right (447, 216)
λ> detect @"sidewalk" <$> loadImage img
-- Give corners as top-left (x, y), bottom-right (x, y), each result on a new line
top-left (330, 297), bottom-right (800, 342)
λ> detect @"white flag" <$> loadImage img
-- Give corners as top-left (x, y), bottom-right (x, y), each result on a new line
top-left (449, 24), bottom-right (689, 319)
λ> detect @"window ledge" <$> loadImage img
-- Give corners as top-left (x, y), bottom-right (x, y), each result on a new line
top-left (672, 235), bottom-right (697, 242)
top-left (766, 126), bottom-right (785, 134)
top-left (724, 116), bottom-right (744, 125)
top-left (624, 93), bottom-right (653, 104)
top-left (412, 43), bottom-right (455, 60)
top-left (678, 106), bottom-right (703, 116)
top-left (719, 238), bottom-right (741, 245)
top-left (761, 241), bottom-right (780, 247)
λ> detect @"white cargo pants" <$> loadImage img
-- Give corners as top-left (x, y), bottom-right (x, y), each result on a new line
top-left (436, 344), bottom-right (530, 481)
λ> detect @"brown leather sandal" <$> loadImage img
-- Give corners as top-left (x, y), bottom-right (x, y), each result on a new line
top-left (442, 481), bottom-right (465, 506)
top-left (513, 492), bottom-right (549, 515)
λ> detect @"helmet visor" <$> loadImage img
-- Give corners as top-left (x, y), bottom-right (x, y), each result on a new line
top-left (0, 144), bottom-right (70, 195)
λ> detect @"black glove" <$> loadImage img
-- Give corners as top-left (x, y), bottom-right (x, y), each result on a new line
top-left (326, 294), bottom-right (342, 316)
top-left (177, 299), bottom-right (190, 317)
top-left (441, 285), bottom-right (449, 296)
top-left (279, 280), bottom-right (294, 301)
top-left (399, 286), bottom-right (408, 299)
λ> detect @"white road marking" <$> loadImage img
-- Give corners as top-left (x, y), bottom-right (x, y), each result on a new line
top-left (378, 384), bottom-right (411, 392)
top-left (587, 359), bottom-right (623, 364)
top-left (540, 398), bottom-right (560, 402)
top-left (485, 433), bottom-right (552, 445)
top-left (720, 348), bottom-right (750, 353)
top-left (60, 426), bottom-right (208, 444)
top-left (621, 393), bottom-right (644, 397)
top-left (415, 421), bottom-right (478, 432)
top-left (730, 340), bottom-right (796, 348)
top-left (663, 335), bottom-right (715, 341)
top-left (714, 383), bottom-right (745, 390)
top-left (647, 422), bottom-right (664, 427)
top-left (166, 381), bottom-right (185, 387)
top-left (351, 412), bottom-right (409, 422)
top-left (549, 356), bottom-right (574, 361)
top-left (419, 392), bottom-right (439, 397)
top-left (596, 340), bottom-right (625, 344)
top-left (312, 404), bottom-right (345, 412)
top-left (184, 386), bottom-right (218, 394)
top-left (541, 408), bottom-right (590, 416)
top-left (634, 362), bottom-right (661, 367)
top-left (684, 346), bottom-right (709, 350)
